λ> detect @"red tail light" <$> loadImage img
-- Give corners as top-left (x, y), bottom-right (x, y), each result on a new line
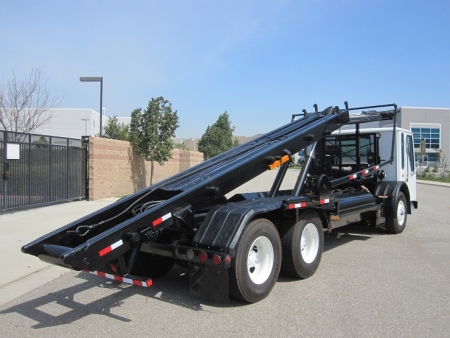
top-left (109, 263), bottom-right (117, 273)
top-left (224, 255), bottom-right (231, 264)
top-left (212, 254), bottom-right (222, 265)
top-left (199, 252), bottom-right (208, 263)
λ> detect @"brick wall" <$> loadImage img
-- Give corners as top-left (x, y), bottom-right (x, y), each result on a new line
top-left (88, 137), bottom-right (204, 200)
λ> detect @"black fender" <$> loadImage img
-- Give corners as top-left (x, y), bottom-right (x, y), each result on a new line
top-left (374, 181), bottom-right (411, 217)
top-left (192, 197), bottom-right (285, 257)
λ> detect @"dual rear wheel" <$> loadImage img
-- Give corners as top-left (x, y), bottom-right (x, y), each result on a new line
top-left (281, 210), bottom-right (324, 279)
top-left (229, 211), bottom-right (324, 303)
top-left (229, 218), bottom-right (281, 303)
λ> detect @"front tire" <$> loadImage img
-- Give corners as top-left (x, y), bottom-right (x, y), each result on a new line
top-left (229, 218), bottom-right (282, 303)
top-left (281, 210), bottom-right (324, 279)
top-left (385, 192), bottom-right (407, 234)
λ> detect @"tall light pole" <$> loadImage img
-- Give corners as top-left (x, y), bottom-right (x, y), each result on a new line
top-left (80, 77), bottom-right (103, 136)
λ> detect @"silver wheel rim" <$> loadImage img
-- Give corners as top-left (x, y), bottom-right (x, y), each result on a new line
top-left (397, 199), bottom-right (406, 226)
top-left (301, 223), bottom-right (319, 264)
top-left (247, 236), bottom-right (274, 285)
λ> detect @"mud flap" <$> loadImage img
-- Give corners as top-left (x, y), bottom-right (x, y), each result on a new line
top-left (189, 263), bottom-right (229, 303)
top-left (410, 200), bottom-right (418, 213)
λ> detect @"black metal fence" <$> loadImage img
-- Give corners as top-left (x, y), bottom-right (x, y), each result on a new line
top-left (1, 131), bottom-right (87, 212)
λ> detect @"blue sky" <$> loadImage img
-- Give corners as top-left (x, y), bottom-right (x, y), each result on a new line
top-left (1, 0), bottom-right (449, 138)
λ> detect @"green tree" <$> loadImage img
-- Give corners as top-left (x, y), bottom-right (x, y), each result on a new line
top-left (198, 111), bottom-right (239, 159)
top-left (129, 97), bottom-right (179, 185)
top-left (34, 136), bottom-right (49, 144)
top-left (31, 135), bottom-right (49, 148)
top-left (103, 115), bottom-right (129, 140)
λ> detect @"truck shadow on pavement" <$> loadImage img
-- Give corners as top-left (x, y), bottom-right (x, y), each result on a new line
top-left (0, 265), bottom-right (216, 329)
top-left (322, 224), bottom-right (387, 251)
top-left (0, 279), bottom-right (133, 328)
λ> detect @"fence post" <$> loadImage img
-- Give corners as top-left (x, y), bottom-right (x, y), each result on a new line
top-left (82, 136), bottom-right (89, 201)
top-left (3, 131), bottom-right (9, 210)
top-left (67, 138), bottom-right (70, 200)
top-left (49, 136), bottom-right (52, 202)
top-left (29, 134), bottom-right (32, 206)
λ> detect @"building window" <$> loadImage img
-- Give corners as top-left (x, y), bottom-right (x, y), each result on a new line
top-left (411, 124), bottom-right (441, 168)
top-left (411, 127), bottom-right (440, 150)
top-left (428, 153), bottom-right (437, 162)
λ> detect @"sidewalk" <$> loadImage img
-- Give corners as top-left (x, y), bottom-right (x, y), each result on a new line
top-left (417, 179), bottom-right (450, 188)
top-left (0, 198), bottom-right (118, 306)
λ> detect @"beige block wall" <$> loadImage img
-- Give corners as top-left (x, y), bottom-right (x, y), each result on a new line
top-left (88, 137), bottom-right (203, 200)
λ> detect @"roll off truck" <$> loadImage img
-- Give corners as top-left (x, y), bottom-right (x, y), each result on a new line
top-left (22, 102), bottom-right (418, 303)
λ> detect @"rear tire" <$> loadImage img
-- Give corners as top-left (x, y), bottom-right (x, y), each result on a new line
top-left (281, 210), bottom-right (324, 279)
top-left (229, 218), bottom-right (281, 303)
top-left (386, 192), bottom-right (407, 234)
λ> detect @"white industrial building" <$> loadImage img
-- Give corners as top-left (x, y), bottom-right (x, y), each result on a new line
top-left (31, 108), bottom-right (103, 139)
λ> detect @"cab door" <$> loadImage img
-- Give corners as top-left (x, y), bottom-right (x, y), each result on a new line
top-left (404, 132), bottom-right (417, 201)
